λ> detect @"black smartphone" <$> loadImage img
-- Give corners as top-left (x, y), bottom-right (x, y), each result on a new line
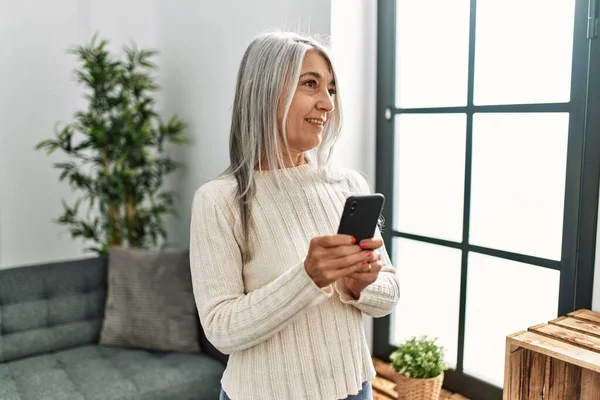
top-left (337, 194), bottom-right (385, 243)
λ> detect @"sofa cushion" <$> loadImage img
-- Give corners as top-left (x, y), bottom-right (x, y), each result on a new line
top-left (99, 247), bottom-right (201, 353)
top-left (0, 257), bottom-right (107, 363)
top-left (0, 345), bottom-right (224, 400)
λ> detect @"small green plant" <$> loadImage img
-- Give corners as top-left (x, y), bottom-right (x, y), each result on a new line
top-left (389, 336), bottom-right (446, 379)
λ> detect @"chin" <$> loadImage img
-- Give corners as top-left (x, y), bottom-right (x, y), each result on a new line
top-left (291, 133), bottom-right (322, 152)
top-left (305, 138), bottom-right (322, 151)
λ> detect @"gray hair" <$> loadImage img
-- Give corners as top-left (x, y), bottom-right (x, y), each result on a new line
top-left (223, 31), bottom-right (343, 262)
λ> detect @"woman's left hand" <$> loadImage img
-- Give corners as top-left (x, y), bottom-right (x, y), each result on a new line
top-left (344, 238), bottom-right (383, 299)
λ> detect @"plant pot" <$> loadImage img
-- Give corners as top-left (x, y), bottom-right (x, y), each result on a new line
top-left (394, 370), bottom-right (444, 400)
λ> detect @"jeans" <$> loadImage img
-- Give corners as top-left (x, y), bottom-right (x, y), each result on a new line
top-left (219, 381), bottom-right (372, 400)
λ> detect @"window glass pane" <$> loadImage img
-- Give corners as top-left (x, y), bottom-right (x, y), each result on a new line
top-left (470, 113), bottom-right (568, 260)
top-left (394, 114), bottom-right (466, 242)
top-left (395, 0), bottom-right (470, 108)
top-left (390, 238), bottom-right (462, 369)
top-left (464, 253), bottom-right (560, 387)
top-left (473, 0), bottom-right (575, 105)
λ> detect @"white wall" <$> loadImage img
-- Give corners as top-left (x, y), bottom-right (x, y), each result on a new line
top-left (0, 0), bottom-right (90, 268)
top-left (0, 0), bottom-right (332, 268)
top-left (330, 0), bottom-right (378, 185)
top-left (330, 0), bottom-right (378, 351)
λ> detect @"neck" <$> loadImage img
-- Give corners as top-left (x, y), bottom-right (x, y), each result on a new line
top-left (257, 152), bottom-right (308, 170)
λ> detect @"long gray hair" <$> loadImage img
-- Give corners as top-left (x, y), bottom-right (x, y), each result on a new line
top-left (223, 31), bottom-right (343, 263)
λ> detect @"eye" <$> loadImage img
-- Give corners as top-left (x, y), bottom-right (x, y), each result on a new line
top-left (302, 79), bottom-right (318, 88)
top-left (328, 87), bottom-right (337, 96)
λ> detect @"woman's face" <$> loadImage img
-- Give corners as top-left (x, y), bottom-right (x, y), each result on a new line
top-left (280, 50), bottom-right (336, 155)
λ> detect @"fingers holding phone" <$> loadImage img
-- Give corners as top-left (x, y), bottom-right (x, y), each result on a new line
top-left (345, 260), bottom-right (382, 299)
top-left (335, 194), bottom-right (386, 296)
top-left (358, 237), bottom-right (383, 252)
top-left (304, 234), bottom-right (370, 289)
top-left (355, 261), bottom-right (382, 279)
top-left (358, 249), bottom-right (382, 273)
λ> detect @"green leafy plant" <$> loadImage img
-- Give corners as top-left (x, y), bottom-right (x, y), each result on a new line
top-left (389, 336), bottom-right (446, 379)
top-left (35, 34), bottom-right (188, 255)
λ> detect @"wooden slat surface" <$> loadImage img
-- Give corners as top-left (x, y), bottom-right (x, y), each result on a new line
top-left (546, 358), bottom-right (582, 400)
top-left (373, 391), bottom-right (392, 400)
top-left (373, 375), bottom-right (396, 399)
top-left (568, 309), bottom-right (600, 324)
top-left (506, 348), bottom-right (547, 399)
top-left (509, 331), bottom-right (600, 373)
top-left (550, 316), bottom-right (600, 339)
top-left (448, 394), bottom-right (470, 400)
top-left (529, 323), bottom-right (600, 354)
top-left (503, 331), bottom-right (527, 400)
top-left (372, 357), bottom-right (398, 382)
top-left (580, 369), bottom-right (600, 399)
top-left (505, 347), bottom-right (524, 400)
top-left (529, 351), bottom-right (547, 398)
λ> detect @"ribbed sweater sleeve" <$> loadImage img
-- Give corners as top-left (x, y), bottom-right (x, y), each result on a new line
top-left (189, 186), bottom-right (333, 355)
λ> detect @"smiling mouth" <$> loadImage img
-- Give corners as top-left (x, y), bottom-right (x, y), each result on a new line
top-left (306, 118), bottom-right (325, 126)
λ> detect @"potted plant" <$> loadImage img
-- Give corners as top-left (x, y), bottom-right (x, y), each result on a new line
top-left (389, 336), bottom-right (447, 400)
top-left (35, 34), bottom-right (188, 254)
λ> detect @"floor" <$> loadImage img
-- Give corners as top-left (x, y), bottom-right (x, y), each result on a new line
top-left (372, 358), bottom-right (469, 400)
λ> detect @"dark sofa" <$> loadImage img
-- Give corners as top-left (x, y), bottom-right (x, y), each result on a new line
top-left (0, 256), bottom-right (226, 400)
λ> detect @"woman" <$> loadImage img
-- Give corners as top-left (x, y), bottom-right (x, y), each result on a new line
top-left (190, 31), bottom-right (401, 400)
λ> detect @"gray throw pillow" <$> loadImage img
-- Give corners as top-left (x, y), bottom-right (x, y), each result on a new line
top-left (99, 247), bottom-right (201, 353)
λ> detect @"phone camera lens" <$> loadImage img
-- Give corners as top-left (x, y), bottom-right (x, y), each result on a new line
top-left (350, 201), bottom-right (357, 213)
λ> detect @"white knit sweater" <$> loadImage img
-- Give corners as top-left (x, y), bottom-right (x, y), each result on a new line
top-left (189, 160), bottom-right (400, 400)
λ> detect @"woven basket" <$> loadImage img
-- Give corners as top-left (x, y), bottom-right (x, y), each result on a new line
top-left (394, 371), bottom-right (444, 400)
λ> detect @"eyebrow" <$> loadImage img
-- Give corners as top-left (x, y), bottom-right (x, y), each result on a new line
top-left (299, 71), bottom-right (336, 85)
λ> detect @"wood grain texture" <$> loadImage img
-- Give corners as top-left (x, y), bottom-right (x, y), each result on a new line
top-left (505, 310), bottom-right (600, 399)
top-left (529, 323), bottom-right (600, 354)
top-left (508, 331), bottom-right (600, 373)
top-left (580, 369), bottom-right (600, 399)
top-left (373, 391), bottom-right (392, 400)
top-left (373, 357), bottom-right (399, 382)
top-left (506, 347), bottom-right (525, 400)
top-left (527, 351), bottom-right (547, 399)
top-left (373, 375), bottom-right (397, 399)
top-left (448, 394), bottom-right (470, 400)
top-left (545, 359), bottom-right (582, 399)
top-left (568, 309), bottom-right (600, 324)
top-left (504, 333), bottom-right (526, 400)
top-left (550, 316), bottom-right (600, 339)
top-left (505, 348), bottom-right (547, 399)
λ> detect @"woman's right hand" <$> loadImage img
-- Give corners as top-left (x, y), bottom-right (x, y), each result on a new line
top-left (304, 235), bottom-right (371, 288)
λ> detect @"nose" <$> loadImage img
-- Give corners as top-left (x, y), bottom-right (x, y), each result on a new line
top-left (317, 89), bottom-right (335, 113)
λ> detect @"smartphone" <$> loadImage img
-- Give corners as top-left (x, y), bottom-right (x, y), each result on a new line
top-left (337, 194), bottom-right (385, 243)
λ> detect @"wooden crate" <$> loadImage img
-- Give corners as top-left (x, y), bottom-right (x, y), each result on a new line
top-left (503, 309), bottom-right (600, 399)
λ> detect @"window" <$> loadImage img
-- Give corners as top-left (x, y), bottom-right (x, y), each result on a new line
top-left (374, 0), bottom-right (600, 398)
